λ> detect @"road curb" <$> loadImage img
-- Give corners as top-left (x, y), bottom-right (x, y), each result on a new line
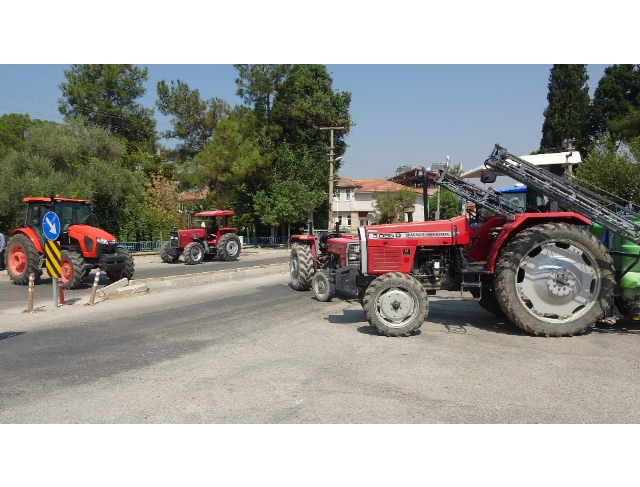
top-left (98, 262), bottom-right (290, 297)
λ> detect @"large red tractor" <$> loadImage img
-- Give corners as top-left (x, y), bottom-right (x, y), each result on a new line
top-left (160, 210), bottom-right (241, 265)
top-left (290, 144), bottom-right (640, 338)
top-left (5, 197), bottom-right (134, 289)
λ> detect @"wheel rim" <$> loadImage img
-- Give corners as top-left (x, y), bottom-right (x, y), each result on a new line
top-left (61, 258), bottom-right (72, 283)
top-left (226, 240), bottom-right (238, 256)
top-left (374, 286), bottom-right (420, 328)
top-left (518, 241), bottom-right (599, 321)
top-left (8, 245), bottom-right (27, 275)
top-left (191, 246), bottom-right (203, 260)
top-left (290, 253), bottom-right (299, 280)
top-left (315, 276), bottom-right (327, 295)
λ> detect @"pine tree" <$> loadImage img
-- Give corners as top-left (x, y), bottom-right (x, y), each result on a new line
top-left (539, 64), bottom-right (590, 154)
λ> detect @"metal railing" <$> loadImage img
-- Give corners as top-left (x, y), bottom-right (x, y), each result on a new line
top-left (242, 236), bottom-right (289, 246)
top-left (117, 236), bottom-right (290, 252)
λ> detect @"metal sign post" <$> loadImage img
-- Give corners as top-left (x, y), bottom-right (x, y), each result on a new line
top-left (42, 211), bottom-right (61, 309)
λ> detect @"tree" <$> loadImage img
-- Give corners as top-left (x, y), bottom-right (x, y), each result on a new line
top-left (183, 109), bottom-right (264, 208)
top-left (253, 180), bottom-right (324, 243)
top-left (371, 188), bottom-right (418, 224)
top-left (608, 93), bottom-right (640, 142)
top-left (58, 64), bottom-right (157, 144)
top-left (233, 64), bottom-right (290, 124)
top-left (574, 133), bottom-right (640, 207)
top-left (589, 64), bottom-right (640, 140)
top-left (144, 171), bottom-right (179, 242)
top-left (24, 116), bottom-right (127, 171)
top-left (428, 190), bottom-right (460, 221)
top-left (0, 152), bottom-right (93, 233)
top-left (156, 79), bottom-right (230, 162)
top-left (540, 65), bottom-right (591, 154)
top-left (0, 113), bottom-right (45, 159)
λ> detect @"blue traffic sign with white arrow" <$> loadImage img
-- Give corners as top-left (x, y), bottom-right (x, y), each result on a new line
top-left (42, 211), bottom-right (61, 241)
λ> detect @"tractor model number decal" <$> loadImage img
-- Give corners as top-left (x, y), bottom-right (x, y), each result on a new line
top-left (368, 231), bottom-right (459, 238)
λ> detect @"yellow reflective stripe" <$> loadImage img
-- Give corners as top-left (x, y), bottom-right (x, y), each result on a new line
top-left (45, 240), bottom-right (61, 278)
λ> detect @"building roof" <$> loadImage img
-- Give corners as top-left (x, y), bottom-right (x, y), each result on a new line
top-left (178, 189), bottom-right (209, 202)
top-left (461, 151), bottom-right (582, 179)
top-left (335, 176), bottom-right (362, 189)
top-left (352, 179), bottom-right (422, 194)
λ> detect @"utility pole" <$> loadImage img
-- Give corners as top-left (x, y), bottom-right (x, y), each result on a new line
top-left (320, 126), bottom-right (345, 229)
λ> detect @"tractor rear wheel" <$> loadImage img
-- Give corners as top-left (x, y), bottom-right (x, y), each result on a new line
top-left (183, 242), bottom-right (205, 265)
top-left (494, 223), bottom-right (615, 337)
top-left (107, 248), bottom-right (135, 282)
top-left (218, 233), bottom-right (241, 261)
top-left (471, 284), bottom-right (505, 317)
top-left (6, 233), bottom-right (42, 285)
top-left (312, 270), bottom-right (335, 302)
top-left (362, 272), bottom-right (428, 337)
top-left (60, 250), bottom-right (85, 289)
top-left (290, 243), bottom-right (313, 291)
top-left (160, 242), bottom-right (180, 263)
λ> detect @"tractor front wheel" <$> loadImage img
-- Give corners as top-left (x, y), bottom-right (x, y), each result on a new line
top-left (290, 243), bottom-right (313, 291)
top-left (60, 250), bottom-right (85, 289)
top-left (6, 233), bottom-right (42, 285)
top-left (362, 272), bottom-right (428, 337)
top-left (494, 223), bottom-right (615, 337)
top-left (218, 233), bottom-right (241, 261)
top-left (160, 243), bottom-right (180, 263)
top-left (312, 270), bottom-right (335, 302)
top-left (183, 242), bottom-right (205, 265)
top-left (107, 248), bottom-right (135, 282)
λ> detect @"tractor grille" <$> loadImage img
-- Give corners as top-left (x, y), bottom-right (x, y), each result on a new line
top-left (98, 243), bottom-right (117, 256)
top-left (170, 231), bottom-right (180, 248)
top-left (371, 248), bottom-right (401, 271)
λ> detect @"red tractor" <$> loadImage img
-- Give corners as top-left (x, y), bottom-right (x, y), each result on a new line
top-left (5, 196), bottom-right (134, 289)
top-left (160, 210), bottom-right (241, 265)
top-left (290, 144), bottom-right (640, 338)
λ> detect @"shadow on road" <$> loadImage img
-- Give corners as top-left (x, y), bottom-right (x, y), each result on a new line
top-left (0, 331), bottom-right (26, 341)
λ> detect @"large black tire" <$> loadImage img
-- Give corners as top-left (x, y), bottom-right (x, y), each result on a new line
top-left (362, 272), bottom-right (429, 337)
top-left (290, 243), bottom-right (313, 291)
top-left (218, 233), bottom-right (241, 261)
top-left (471, 284), bottom-right (505, 317)
top-left (160, 242), bottom-right (180, 263)
top-left (107, 248), bottom-right (135, 282)
top-left (494, 223), bottom-right (615, 337)
top-left (183, 242), bottom-right (205, 265)
top-left (6, 233), bottom-right (42, 285)
top-left (60, 250), bottom-right (85, 290)
top-left (312, 270), bottom-right (335, 302)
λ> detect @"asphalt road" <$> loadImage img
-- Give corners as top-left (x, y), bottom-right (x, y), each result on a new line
top-left (1, 271), bottom-right (639, 424)
top-left (0, 246), bottom-right (290, 311)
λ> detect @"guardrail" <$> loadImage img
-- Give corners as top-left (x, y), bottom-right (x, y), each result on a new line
top-left (118, 236), bottom-right (289, 252)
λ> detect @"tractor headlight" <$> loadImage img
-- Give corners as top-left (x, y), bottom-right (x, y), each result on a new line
top-left (97, 238), bottom-right (116, 244)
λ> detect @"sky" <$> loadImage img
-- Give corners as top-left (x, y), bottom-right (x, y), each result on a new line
top-left (0, 63), bottom-right (611, 182)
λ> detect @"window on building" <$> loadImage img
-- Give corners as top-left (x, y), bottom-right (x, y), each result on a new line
top-left (345, 190), bottom-right (350, 201)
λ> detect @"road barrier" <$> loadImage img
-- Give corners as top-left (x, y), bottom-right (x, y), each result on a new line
top-left (118, 236), bottom-right (290, 252)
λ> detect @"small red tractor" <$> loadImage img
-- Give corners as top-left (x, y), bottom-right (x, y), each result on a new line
top-left (5, 196), bottom-right (134, 289)
top-left (160, 210), bottom-right (241, 265)
top-left (290, 144), bottom-right (640, 338)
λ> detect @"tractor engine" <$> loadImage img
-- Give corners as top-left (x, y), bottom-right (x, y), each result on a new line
top-left (411, 246), bottom-right (460, 291)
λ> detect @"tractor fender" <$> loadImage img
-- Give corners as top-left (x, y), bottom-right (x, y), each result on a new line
top-left (290, 235), bottom-right (319, 270)
top-left (485, 212), bottom-right (592, 273)
top-left (11, 227), bottom-right (44, 253)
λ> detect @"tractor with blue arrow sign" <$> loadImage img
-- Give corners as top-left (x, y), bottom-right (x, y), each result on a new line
top-left (4, 196), bottom-right (134, 289)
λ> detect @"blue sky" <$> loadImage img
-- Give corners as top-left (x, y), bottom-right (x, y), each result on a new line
top-left (0, 64), bottom-right (610, 181)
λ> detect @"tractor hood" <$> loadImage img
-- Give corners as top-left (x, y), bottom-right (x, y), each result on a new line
top-left (67, 224), bottom-right (117, 242)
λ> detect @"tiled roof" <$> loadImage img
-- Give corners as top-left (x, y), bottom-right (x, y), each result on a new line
top-left (178, 189), bottom-right (208, 201)
top-left (335, 176), bottom-right (362, 189)
top-left (352, 179), bottom-right (422, 194)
